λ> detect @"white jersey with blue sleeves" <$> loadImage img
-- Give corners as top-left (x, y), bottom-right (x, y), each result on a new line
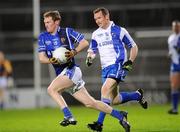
top-left (168, 33), bottom-right (180, 64)
top-left (90, 21), bottom-right (136, 69)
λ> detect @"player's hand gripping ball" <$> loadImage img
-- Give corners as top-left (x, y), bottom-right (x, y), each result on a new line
top-left (65, 49), bottom-right (77, 60)
top-left (51, 47), bottom-right (69, 64)
top-left (49, 57), bottom-right (60, 65)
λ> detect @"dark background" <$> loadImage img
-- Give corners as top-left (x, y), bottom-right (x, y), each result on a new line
top-left (0, 0), bottom-right (179, 105)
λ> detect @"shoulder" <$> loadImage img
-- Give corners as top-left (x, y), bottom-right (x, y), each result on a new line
top-left (168, 34), bottom-right (174, 38)
top-left (58, 27), bottom-right (68, 36)
top-left (38, 31), bottom-right (48, 38)
top-left (3, 60), bottom-right (11, 66)
top-left (65, 27), bottom-right (83, 37)
top-left (120, 27), bottom-right (128, 33)
top-left (112, 22), bottom-right (121, 28)
top-left (60, 27), bottom-right (69, 31)
top-left (111, 23), bottom-right (126, 35)
top-left (110, 21), bottom-right (128, 32)
top-left (92, 28), bottom-right (102, 37)
top-left (65, 27), bottom-right (80, 35)
top-left (168, 34), bottom-right (175, 42)
top-left (110, 22), bottom-right (121, 30)
top-left (65, 27), bottom-right (75, 32)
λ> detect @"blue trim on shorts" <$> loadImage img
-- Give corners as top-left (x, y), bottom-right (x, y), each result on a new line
top-left (170, 63), bottom-right (180, 73)
top-left (65, 66), bottom-right (75, 79)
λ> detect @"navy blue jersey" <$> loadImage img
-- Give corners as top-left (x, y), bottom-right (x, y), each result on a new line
top-left (38, 27), bottom-right (84, 75)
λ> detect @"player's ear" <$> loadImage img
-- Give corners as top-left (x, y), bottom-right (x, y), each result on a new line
top-left (55, 20), bottom-right (60, 25)
top-left (105, 14), bottom-right (109, 20)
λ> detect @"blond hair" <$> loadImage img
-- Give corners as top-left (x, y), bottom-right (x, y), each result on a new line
top-left (43, 10), bottom-right (61, 22)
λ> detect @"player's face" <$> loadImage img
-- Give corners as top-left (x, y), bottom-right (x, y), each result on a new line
top-left (172, 22), bottom-right (180, 34)
top-left (94, 11), bottom-right (109, 29)
top-left (44, 16), bottom-right (59, 34)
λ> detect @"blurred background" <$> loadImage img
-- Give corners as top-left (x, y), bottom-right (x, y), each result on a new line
top-left (0, 0), bottom-right (180, 109)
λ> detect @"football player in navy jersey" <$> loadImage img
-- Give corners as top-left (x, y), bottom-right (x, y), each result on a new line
top-left (86, 7), bottom-right (148, 131)
top-left (38, 10), bottom-right (130, 131)
top-left (167, 20), bottom-right (180, 115)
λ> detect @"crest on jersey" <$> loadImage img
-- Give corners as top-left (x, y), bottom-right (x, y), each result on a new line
top-left (61, 37), bottom-right (66, 44)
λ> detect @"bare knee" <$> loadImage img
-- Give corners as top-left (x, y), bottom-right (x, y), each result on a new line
top-left (47, 86), bottom-right (55, 95)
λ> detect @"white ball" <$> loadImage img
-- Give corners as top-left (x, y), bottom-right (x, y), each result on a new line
top-left (53, 47), bottom-right (69, 64)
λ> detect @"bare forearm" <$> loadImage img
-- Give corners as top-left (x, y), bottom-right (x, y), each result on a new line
top-left (40, 58), bottom-right (50, 64)
top-left (75, 39), bottom-right (89, 54)
top-left (129, 45), bottom-right (138, 62)
top-left (38, 52), bottom-right (50, 64)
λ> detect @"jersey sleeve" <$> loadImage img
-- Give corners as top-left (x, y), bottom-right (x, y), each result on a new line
top-left (38, 34), bottom-right (46, 52)
top-left (89, 33), bottom-right (98, 54)
top-left (120, 27), bottom-right (136, 48)
top-left (68, 28), bottom-right (85, 43)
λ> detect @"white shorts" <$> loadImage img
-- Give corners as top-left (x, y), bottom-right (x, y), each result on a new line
top-left (0, 77), bottom-right (8, 89)
top-left (58, 66), bottom-right (85, 95)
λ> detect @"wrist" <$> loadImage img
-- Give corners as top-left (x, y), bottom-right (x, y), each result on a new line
top-left (73, 49), bottom-right (77, 56)
top-left (127, 60), bottom-right (133, 64)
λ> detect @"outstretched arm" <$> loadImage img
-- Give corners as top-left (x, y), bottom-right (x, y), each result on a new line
top-left (75, 39), bottom-right (89, 53)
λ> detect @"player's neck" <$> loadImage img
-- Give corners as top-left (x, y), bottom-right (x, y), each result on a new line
top-left (51, 26), bottom-right (59, 35)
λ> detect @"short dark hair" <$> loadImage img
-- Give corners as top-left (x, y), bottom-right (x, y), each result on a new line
top-left (43, 10), bottom-right (61, 21)
top-left (93, 7), bottom-right (109, 16)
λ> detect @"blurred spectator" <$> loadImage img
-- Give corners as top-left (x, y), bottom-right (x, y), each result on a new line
top-left (0, 51), bottom-right (13, 110)
top-left (167, 20), bottom-right (180, 115)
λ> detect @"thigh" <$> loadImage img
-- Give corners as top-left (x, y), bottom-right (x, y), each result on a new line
top-left (101, 78), bottom-right (118, 98)
top-left (170, 72), bottom-right (180, 88)
top-left (64, 66), bottom-right (85, 95)
top-left (178, 73), bottom-right (180, 86)
top-left (49, 75), bottom-right (74, 92)
top-left (51, 66), bottom-right (85, 93)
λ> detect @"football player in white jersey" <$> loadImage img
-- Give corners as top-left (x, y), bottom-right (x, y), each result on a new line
top-left (168, 20), bottom-right (180, 114)
top-left (38, 10), bottom-right (130, 132)
top-left (86, 7), bottom-right (148, 132)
